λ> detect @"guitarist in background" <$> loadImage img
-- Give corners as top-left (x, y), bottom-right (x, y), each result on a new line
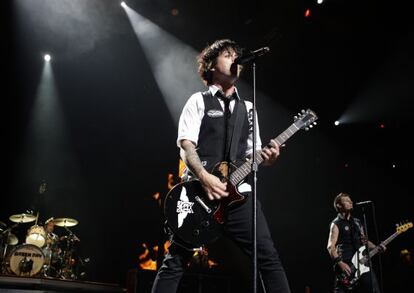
top-left (151, 39), bottom-right (291, 293)
top-left (327, 192), bottom-right (385, 292)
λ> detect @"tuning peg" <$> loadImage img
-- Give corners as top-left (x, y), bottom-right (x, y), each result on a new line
top-left (313, 122), bottom-right (317, 125)
top-left (294, 115), bottom-right (298, 120)
top-left (301, 109), bottom-right (305, 113)
top-left (305, 127), bottom-right (309, 131)
top-left (309, 124), bottom-right (313, 128)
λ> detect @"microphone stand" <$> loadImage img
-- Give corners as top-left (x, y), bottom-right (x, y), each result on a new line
top-left (361, 205), bottom-right (375, 293)
top-left (251, 61), bottom-right (258, 293)
top-left (237, 47), bottom-right (270, 292)
top-left (371, 202), bottom-right (384, 293)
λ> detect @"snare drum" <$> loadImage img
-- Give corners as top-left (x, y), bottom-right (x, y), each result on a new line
top-left (26, 225), bottom-right (46, 248)
top-left (8, 244), bottom-right (45, 276)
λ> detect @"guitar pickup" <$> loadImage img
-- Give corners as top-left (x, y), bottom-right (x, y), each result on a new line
top-left (195, 196), bottom-right (212, 213)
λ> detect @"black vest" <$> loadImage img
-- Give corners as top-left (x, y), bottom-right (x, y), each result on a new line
top-left (197, 91), bottom-right (249, 171)
top-left (332, 215), bottom-right (364, 261)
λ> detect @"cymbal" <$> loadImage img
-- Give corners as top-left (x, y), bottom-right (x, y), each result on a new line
top-left (9, 213), bottom-right (36, 223)
top-left (53, 218), bottom-right (78, 227)
top-left (6, 233), bottom-right (18, 245)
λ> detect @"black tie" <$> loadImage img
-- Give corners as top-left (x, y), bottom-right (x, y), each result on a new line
top-left (222, 97), bottom-right (231, 118)
top-left (215, 90), bottom-right (233, 115)
top-left (216, 93), bottom-right (232, 161)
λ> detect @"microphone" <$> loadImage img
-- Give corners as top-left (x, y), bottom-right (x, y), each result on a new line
top-left (234, 47), bottom-right (270, 64)
top-left (355, 200), bottom-right (372, 206)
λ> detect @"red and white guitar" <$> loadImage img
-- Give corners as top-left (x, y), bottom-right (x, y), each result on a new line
top-left (164, 109), bottom-right (318, 247)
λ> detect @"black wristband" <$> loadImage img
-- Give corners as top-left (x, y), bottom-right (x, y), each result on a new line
top-left (333, 257), bottom-right (342, 266)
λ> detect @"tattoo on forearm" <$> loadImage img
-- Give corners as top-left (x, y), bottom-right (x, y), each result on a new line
top-left (181, 144), bottom-right (205, 178)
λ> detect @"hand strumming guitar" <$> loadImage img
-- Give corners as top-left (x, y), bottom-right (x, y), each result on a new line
top-left (199, 170), bottom-right (229, 200)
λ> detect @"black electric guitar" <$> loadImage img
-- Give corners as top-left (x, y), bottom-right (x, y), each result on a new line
top-left (164, 109), bottom-right (318, 247)
top-left (336, 221), bottom-right (413, 289)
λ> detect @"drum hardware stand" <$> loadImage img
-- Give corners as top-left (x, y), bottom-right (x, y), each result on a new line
top-left (64, 226), bottom-right (80, 242)
top-left (1, 232), bottom-right (9, 274)
top-left (58, 227), bottom-right (80, 279)
top-left (1, 223), bottom-right (19, 274)
top-left (34, 211), bottom-right (39, 226)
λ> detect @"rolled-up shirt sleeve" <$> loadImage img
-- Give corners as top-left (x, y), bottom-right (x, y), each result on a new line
top-left (177, 92), bottom-right (204, 147)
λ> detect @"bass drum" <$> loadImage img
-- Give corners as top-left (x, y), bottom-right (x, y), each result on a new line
top-left (8, 244), bottom-right (45, 276)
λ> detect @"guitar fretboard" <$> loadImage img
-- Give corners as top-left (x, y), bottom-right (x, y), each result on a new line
top-left (229, 123), bottom-right (300, 186)
top-left (368, 231), bottom-right (399, 258)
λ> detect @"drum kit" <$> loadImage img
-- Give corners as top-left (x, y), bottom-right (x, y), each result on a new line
top-left (0, 212), bottom-right (85, 279)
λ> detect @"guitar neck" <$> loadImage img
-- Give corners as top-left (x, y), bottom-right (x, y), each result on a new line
top-left (229, 123), bottom-right (301, 185)
top-left (369, 231), bottom-right (399, 258)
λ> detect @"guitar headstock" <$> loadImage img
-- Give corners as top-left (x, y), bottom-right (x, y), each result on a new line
top-left (396, 221), bottom-right (413, 234)
top-left (293, 109), bottom-right (318, 131)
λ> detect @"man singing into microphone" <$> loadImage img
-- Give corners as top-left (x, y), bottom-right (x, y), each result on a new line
top-left (151, 39), bottom-right (291, 292)
top-left (327, 192), bottom-right (385, 292)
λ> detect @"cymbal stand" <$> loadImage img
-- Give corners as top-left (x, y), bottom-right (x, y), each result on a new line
top-left (34, 212), bottom-right (39, 225)
top-left (1, 224), bottom-right (18, 273)
top-left (0, 231), bottom-right (8, 274)
top-left (64, 227), bottom-right (80, 242)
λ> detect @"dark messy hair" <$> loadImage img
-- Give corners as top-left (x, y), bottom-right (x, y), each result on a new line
top-left (333, 192), bottom-right (351, 212)
top-left (197, 39), bottom-right (242, 86)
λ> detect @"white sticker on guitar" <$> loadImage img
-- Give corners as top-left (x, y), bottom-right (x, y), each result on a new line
top-left (237, 182), bottom-right (252, 193)
top-left (176, 186), bottom-right (194, 228)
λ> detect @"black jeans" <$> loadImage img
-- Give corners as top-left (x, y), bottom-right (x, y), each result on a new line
top-left (151, 194), bottom-right (291, 293)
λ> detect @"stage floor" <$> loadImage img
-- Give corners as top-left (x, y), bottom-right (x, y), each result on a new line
top-left (0, 274), bottom-right (125, 292)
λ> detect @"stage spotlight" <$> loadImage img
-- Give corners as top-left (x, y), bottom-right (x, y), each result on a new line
top-left (334, 120), bottom-right (340, 126)
top-left (317, 0), bottom-right (323, 4)
top-left (120, 1), bottom-right (126, 8)
top-left (304, 9), bottom-right (311, 18)
top-left (44, 54), bottom-right (51, 62)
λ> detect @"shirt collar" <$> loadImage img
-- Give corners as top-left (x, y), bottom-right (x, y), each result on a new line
top-left (209, 85), bottom-right (240, 100)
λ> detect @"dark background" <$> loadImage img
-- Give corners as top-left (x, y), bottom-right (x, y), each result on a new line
top-left (2, 0), bottom-right (413, 292)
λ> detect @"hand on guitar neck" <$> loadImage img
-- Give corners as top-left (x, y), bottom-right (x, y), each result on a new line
top-left (361, 235), bottom-right (387, 253)
top-left (376, 243), bottom-right (387, 254)
top-left (260, 139), bottom-right (280, 166)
